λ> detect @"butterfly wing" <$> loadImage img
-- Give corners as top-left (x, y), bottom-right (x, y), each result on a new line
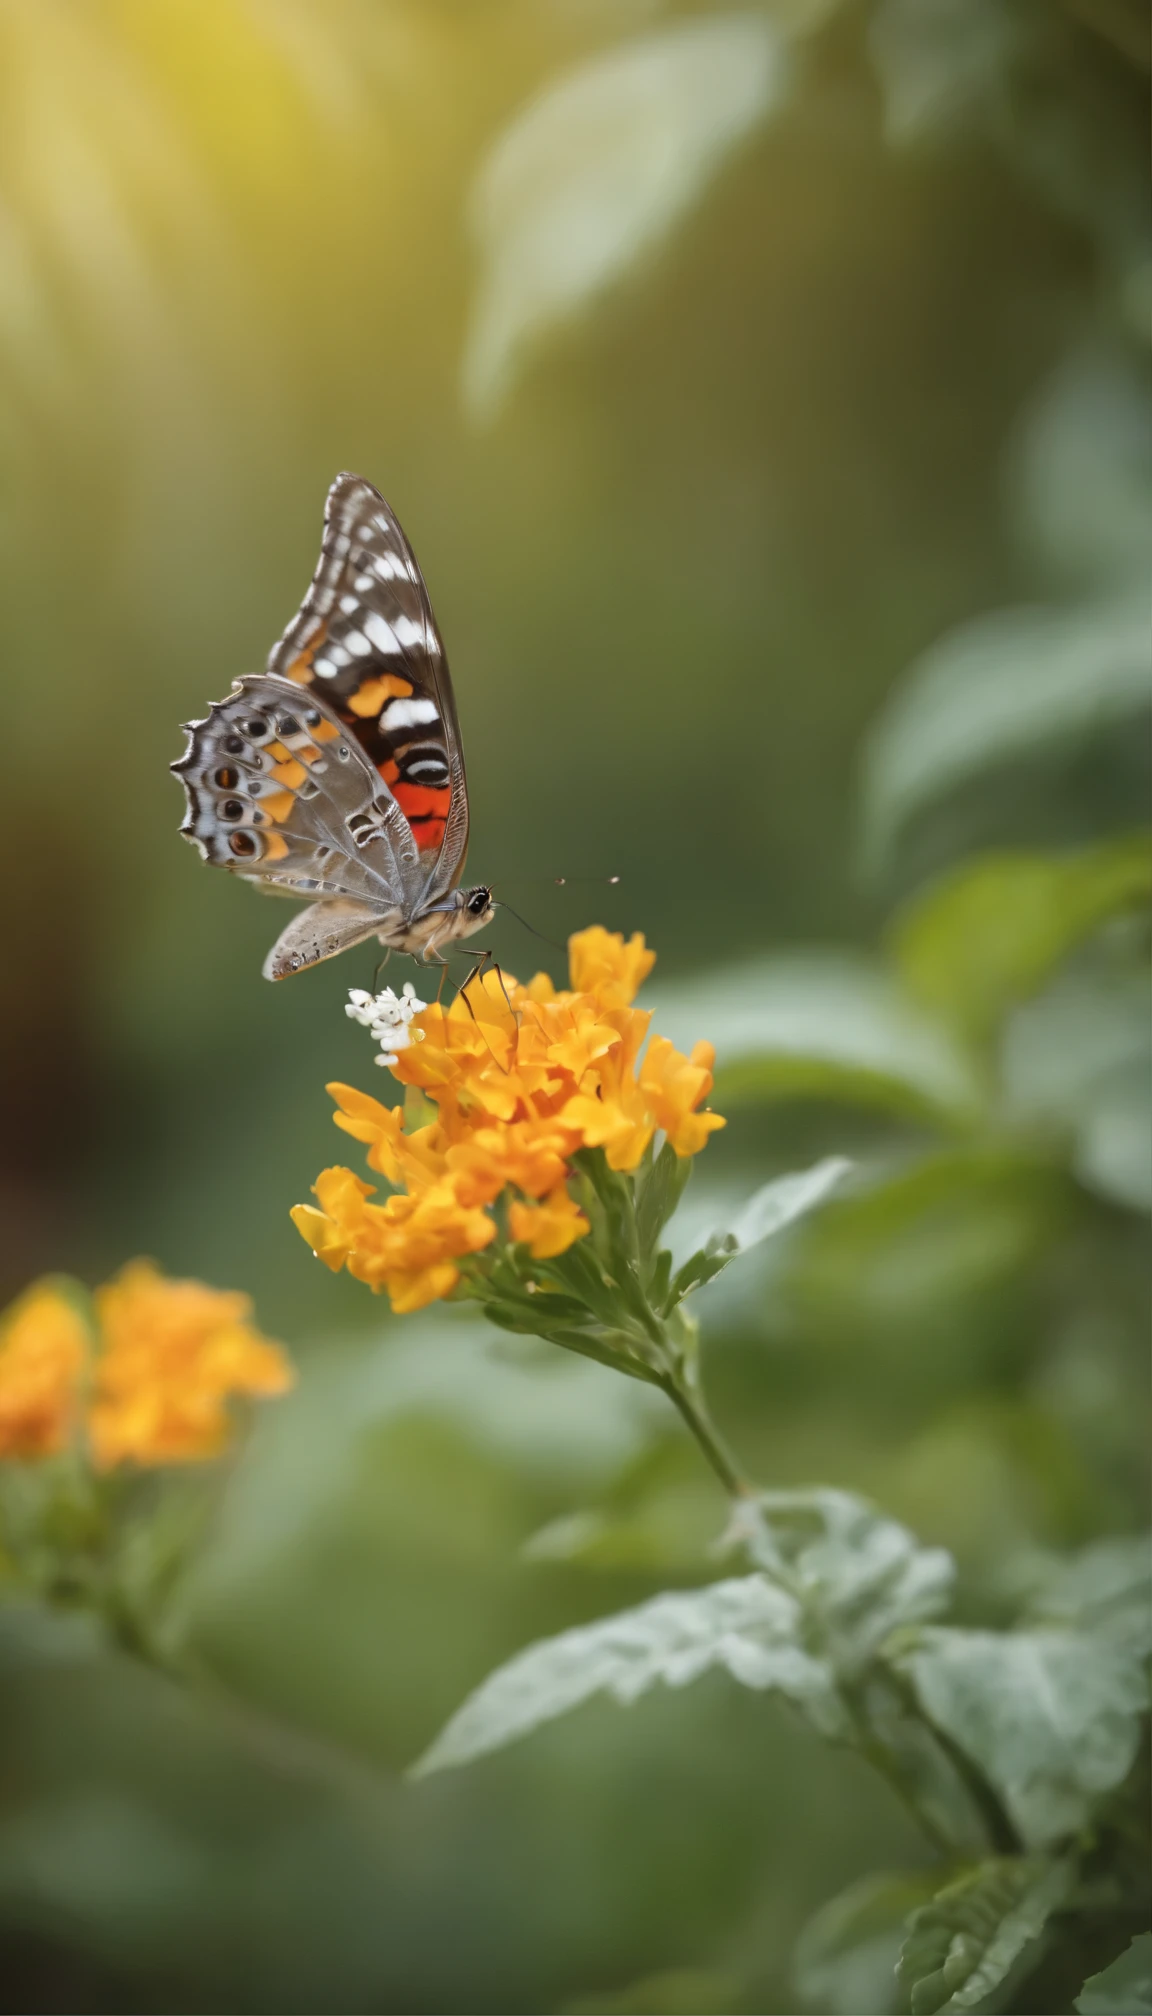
top-left (267, 473), bottom-right (469, 901)
top-left (260, 898), bottom-right (397, 982)
top-left (173, 673), bottom-right (415, 943)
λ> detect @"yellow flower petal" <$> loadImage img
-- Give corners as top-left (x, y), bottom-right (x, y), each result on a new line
top-left (567, 927), bottom-right (655, 1007)
top-left (89, 1260), bottom-right (292, 1470)
top-left (303, 926), bottom-right (723, 1311)
top-left (508, 1187), bottom-right (590, 1259)
top-left (0, 1280), bottom-right (89, 1459)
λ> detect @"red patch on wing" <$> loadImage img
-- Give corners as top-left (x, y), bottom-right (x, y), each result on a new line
top-left (395, 782), bottom-right (450, 852)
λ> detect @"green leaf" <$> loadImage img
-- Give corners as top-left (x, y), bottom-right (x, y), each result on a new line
top-left (410, 1572), bottom-right (848, 1776)
top-left (1004, 959), bottom-right (1152, 1211)
top-left (635, 1140), bottom-right (695, 1262)
top-left (890, 835), bottom-right (1152, 1048)
top-left (793, 1869), bottom-right (943, 2015)
top-left (1010, 345), bottom-right (1152, 591)
top-left (1021, 1535), bottom-right (1152, 1659)
top-left (744, 1488), bottom-right (954, 1670)
top-left (669, 1156), bottom-right (850, 1305)
top-left (896, 1626), bottom-right (1150, 1846)
top-left (897, 1856), bottom-right (1073, 2014)
top-left (462, 14), bottom-right (791, 419)
top-left (868, 0), bottom-right (1027, 147)
top-left (784, 1145), bottom-right (1071, 1348)
top-left (860, 590), bottom-right (1152, 874)
top-left (649, 953), bottom-right (981, 1124)
top-left (1075, 1933), bottom-right (1152, 2014)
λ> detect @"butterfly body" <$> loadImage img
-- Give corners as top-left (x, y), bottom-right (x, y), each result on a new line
top-left (172, 475), bottom-right (494, 979)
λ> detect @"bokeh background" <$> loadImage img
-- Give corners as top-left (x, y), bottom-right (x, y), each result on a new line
top-left (0, 3), bottom-right (1148, 2011)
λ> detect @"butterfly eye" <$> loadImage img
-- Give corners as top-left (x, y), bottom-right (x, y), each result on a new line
top-left (213, 766), bottom-right (239, 789)
top-left (219, 798), bottom-right (245, 821)
top-left (228, 831), bottom-right (258, 858)
top-left (245, 716), bottom-right (270, 739)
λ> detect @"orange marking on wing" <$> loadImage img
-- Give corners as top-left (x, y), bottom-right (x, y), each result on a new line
top-left (311, 717), bottom-right (340, 742)
top-left (262, 831), bottom-right (289, 860)
top-left (395, 782), bottom-right (451, 853)
top-left (271, 757), bottom-right (306, 788)
top-left (262, 790), bottom-right (295, 824)
top-left (267, 740), bottom-right (290, 762)
top-left (347, 673), bottom-right (415, 717)
top-left (298, 742), bottom-right (321, 764)
top-left (284, 625), bottom-right (327, 684)
top-left (380, 759), bottom-right (400, 784)
top-left (347, 678), bottom-right (390, 718)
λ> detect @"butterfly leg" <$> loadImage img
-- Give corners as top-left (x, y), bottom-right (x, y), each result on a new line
top-left (370, 947), bottom-right (393, 992)
top-left (457, 949), bottom-right (516, 1019)
top-left (419, 953), bottom-right (452, 1008)
top-left (452, 951), bottom-right (517, 1072)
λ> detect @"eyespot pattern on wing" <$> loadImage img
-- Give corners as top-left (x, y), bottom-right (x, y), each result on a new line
top-left (172, 674), bottom-right (416, 909)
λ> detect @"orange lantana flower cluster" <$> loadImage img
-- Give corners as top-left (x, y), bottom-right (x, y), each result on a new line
top-left (292, 928), bottom-right (724, 1314)
top-left (0, 1262), bottom-right (292, 1466)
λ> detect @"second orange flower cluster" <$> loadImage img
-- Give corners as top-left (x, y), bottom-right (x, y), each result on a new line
top-left (292, 928), bottom-right (724, 1314)
top-left (0, 1263), bottom-right (291, 1467)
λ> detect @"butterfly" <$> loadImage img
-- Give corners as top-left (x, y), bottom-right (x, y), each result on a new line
top-left (172, 473), bottom-right (494, 981)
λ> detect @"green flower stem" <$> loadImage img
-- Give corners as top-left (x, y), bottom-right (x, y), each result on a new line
top-left (657, 1371), bottom-right (753, 1499)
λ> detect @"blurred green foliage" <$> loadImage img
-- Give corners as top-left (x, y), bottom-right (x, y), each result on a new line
top-left (0, 0), bottom-right (1148, 2011)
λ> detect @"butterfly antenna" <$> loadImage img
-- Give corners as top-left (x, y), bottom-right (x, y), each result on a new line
top-left (495, 901), bottom-right (566, 954)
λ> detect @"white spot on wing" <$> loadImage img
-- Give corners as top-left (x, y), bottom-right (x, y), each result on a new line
top-left (392, 616), bottom-right (425, 649)
top-left (364, 610), bottom-right (402, 654)
top-left (383, 697), bottom-right (439, 730)
top-left (344, 630), bottom-right (372, 657)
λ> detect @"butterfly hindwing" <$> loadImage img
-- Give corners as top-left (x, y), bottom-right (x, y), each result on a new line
top-left (173, 673), bottom-right (415, 921)
top-left (267, 474), bottom-right (469, 897)
top-left (261, 898), bottom-right (397, 982)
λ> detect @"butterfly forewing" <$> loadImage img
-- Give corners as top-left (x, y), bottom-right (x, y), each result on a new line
top-left (267, 474), bottom-right (469, 897)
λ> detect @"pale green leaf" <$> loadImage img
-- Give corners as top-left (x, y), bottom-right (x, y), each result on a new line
top-left (411, 1573), bottom-right (847, 1776)
top-left (1021, 1535), bottom-right (1152, 1658)
top-left (463, 14), bottom-right (790, 419)
top-left (648, 953), bottom-right (981, 1123)
top-left (1003, 960), bottom-right (1152, 1210)
top-left (793, 1868), bottom-right (942, 2015)
top-left (860, 592), bottom-right (1152, 873)
top-left (782, 1143), bottom-right (1070, 1343)
top-left (1075, 1933), bottom-right (1152, 2015)
top-left (890, 835), bottom-right (1152, 1047)
top-left (897, 1626), bottom-right (1149, 1846)
top-left (1009, 346), bottom-right (1152, 590)
top-left (898, 1856), bottom-right (1073, 2014)
top-left (669, 1157), bottom-right (850, 1303)
top-left (744, 1488), bottom-right (954, 1670)
top-left (868, 0), bottom-right (1026, 146)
